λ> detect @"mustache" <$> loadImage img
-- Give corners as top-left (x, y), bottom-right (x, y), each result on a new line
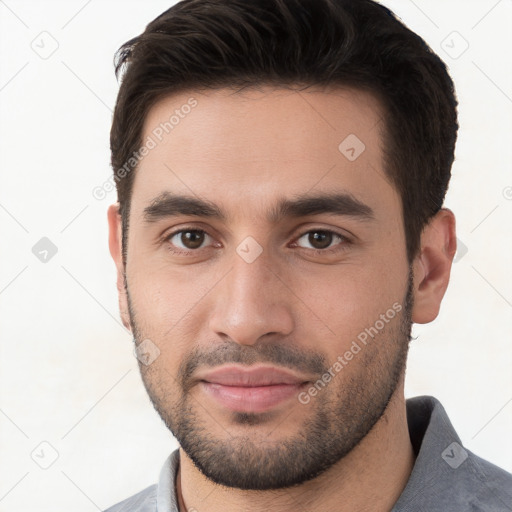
top-left (178, 341), bottom-right (328, 392)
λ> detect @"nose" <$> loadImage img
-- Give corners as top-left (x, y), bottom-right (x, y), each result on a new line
top-left (208, 249), bottom-right (295, 346)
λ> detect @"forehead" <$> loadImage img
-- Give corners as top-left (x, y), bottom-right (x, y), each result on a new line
top-left (131, 85), bottom-right (398, 223)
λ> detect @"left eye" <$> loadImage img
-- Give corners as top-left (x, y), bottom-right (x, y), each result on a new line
top-left (295, 230), bottom-right (346, 250)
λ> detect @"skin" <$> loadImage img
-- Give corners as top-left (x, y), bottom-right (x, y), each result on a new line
top-left (108, 86), bottom-right (457, 512)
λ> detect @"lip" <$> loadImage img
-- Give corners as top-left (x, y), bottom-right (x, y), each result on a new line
top-left (196, 365), bottom-right (310, 386)
top-left (196, 365), bottom-right (311, 413)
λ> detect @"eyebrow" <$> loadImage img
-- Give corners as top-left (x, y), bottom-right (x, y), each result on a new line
top-left (142, 191), bottom-right (375, 224)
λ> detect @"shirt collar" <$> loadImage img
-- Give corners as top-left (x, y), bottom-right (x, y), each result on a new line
top-left (156, 449), bottom-right (180, 511)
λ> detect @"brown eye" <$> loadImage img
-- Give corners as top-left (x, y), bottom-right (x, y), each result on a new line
top-left (309, 231), bottom-right (333, 249)
top-left (295, 230), bottom-right (347, 251)
top-left (168, 230), bottom-right (211, 251)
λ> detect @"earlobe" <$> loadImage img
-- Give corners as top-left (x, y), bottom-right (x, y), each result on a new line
top-left (107, 203), bottom-right (132, 331)
top-left (411, 208), bottom-right (457, 324)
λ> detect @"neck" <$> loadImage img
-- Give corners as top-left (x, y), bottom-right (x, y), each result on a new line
top-left (176, 380), bottom-right (414, 512)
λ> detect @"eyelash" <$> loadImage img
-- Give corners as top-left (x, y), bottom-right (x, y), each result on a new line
top-left (163, 227), bottom-right (352, 256)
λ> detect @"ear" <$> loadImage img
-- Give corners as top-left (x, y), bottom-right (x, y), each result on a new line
top-left (107, 203), bottom-right (132, 331)
top-left (411, 208), bottom-right (457, 324)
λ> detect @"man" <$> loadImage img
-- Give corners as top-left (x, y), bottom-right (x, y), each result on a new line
top-left (104, 0), bottom-right (512, 510)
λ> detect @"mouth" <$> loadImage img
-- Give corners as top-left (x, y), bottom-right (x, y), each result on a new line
top-left (196, 365), bottom-right (311, 414)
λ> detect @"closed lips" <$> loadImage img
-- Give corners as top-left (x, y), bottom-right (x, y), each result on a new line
top-left (196, 365), bottom-right (311, 387)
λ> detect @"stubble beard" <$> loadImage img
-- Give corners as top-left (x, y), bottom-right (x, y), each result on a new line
top-left (126, 269), bottom-right (414, 490)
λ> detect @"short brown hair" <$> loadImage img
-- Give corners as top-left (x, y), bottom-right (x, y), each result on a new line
top-left (110, 0), bottom-right (458, 264)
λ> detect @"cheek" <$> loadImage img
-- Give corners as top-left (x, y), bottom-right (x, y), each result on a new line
top-left (291, 265), bottom-right (406, 353)
top-left (128, 252), bottom-right (191, 317)
top-left (127, 265), bottom-right (217, 356)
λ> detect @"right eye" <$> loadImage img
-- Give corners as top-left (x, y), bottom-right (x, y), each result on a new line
top-left (165, 229), bottom-right (215, 253)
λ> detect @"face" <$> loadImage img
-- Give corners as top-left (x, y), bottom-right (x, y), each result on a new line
top-left (116, 86), bottom-right (414, 489)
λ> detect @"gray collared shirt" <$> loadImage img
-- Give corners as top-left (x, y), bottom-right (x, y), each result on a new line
top-left (104, 396), bottom-right (512, 511)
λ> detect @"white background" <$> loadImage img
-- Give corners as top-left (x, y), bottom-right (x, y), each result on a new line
top-left (0, 0), bottom-right (511, 510)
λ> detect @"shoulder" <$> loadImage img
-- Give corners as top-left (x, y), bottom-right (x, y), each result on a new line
top-left (103, 484), bottom-right (158, 512)
top-left (395, 396), bottom-right (512, 511)
top-left (418, 448), bottom-right (512, 511)
top-left (398, 449), bottom-right (512, 511)
top-left (102, 450), bottom-right (180, 512)
top-left (462, 450), bottom-right (512, 511)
